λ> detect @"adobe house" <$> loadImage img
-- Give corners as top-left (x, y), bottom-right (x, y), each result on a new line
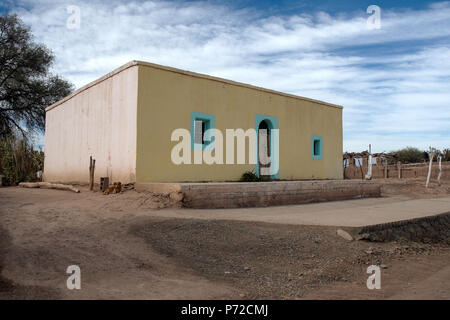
top-left (43, 60), bottom-right (343, 184)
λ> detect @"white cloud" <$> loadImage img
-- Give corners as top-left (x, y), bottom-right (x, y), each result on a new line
top-left (10, 0), bottom-right (450, 152)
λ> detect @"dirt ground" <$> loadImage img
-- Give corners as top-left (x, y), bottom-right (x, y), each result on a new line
top-left (379, 178), bottom-right (450, 199)
top-left (0, 179), bottom-right (449, 299)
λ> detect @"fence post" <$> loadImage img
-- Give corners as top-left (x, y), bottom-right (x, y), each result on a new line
top-left (426, 149), bottom-right (435, 188)
top-left (437, 156), bottom-right (442, 186)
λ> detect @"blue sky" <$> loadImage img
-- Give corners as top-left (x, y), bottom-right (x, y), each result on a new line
top-left (3, 0), bottom-right (450, 152)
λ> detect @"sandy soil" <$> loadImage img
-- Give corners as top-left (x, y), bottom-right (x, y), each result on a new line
top-left (0, 187), bottom-right (236, 299)
top-left (379, 178), bottom-right (450, 199)
top-left (131, 218), bottom-right (449, 299)
top-left (303, 253), bottom-right (450, 299)
top-left (0, 180), bottom-right (449, 299)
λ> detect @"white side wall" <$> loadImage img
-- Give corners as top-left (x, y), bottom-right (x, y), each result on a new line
top-left (43, 65), bottom-right (138, 184)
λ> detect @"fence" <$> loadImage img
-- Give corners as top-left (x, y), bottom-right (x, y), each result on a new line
top-left (343, 158), bottom-right (449, 180)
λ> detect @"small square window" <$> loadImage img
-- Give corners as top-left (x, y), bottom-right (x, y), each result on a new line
top-left (312, 136), bottom-right (322, 160)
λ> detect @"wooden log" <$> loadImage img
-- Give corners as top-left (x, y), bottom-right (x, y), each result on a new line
top-left (19, 182), bottom-right (80, 193)
top-left (18, 182), bottom-right (40, 188)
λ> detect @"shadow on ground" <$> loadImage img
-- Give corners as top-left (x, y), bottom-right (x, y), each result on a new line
top-left (130, 218), bottom-right (448, 299)
top-left (0, 225), bottom-right (60, 299)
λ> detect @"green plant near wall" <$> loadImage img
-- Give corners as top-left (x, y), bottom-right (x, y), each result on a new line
top-left (239, 170), bottom-right (262, 182)
top-left (0, 136), bottom-right (43, 186)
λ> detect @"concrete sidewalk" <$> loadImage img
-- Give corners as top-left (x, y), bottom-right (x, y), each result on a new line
top-left (152, 196), bottom-right (450, 227)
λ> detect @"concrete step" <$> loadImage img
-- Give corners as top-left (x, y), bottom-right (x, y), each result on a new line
top-left (136, 180), bottom-right (381, 208)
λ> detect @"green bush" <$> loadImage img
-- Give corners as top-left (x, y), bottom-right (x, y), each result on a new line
top-left (0, 136), bottom-right (43, 186)
top-left (441, 149), bottom-right (450, 161)
top-left (395, 147), bottom-right (424, 164)
top-left (239, 170), bottom-right (262, 182)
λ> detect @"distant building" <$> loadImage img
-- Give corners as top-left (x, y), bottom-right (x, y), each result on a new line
top-left (44, 61), bottom-right (343, 184)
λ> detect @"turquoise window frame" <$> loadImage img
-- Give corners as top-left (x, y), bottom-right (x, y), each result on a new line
top-left (190, 112), bottom-right (215, 151)
top-left (255, 114), bottom-right (279, 179)
top-left (312, 136), bottom-right (323, 160)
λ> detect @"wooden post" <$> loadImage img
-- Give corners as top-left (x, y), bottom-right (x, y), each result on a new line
top-left (89, 156), bottom-right (96, 191)
top-left (437, 156), bottom-right (442, 186)
top-left (365, 144), bottom-right (373, 180)
top-left (397, 161), bottom-right (402, 179)
top-left (92, 159), bottom-right (96, 190)
top-left (357, 158), bottom-right (364, 180)
top-left (426, 148), bottom-right (435, 188)
top-left (376, 157), bottom-right (382, 166)
top-left (384, 159), bottom-right (388, 179)
top-left (343, 159), bottom-right (346, 179)
top-left (89, 156), bottom-right (93, 191)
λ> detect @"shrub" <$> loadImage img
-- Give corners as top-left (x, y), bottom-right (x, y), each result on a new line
top-left (441, 149), bottom-right (450, 161)
top-left (239, 170), bottom-right (261, 182)
top-left (0, 135), bottom-right (43, 185)
top-left (395, 147), bottom-right (424, 164)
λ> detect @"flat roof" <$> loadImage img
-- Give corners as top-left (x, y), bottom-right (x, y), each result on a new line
top-left (46, 60), bottom-right (343, 111)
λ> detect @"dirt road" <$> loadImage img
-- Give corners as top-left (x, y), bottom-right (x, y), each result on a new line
top-left (0, 187), bottom-right (236, 299)
top-left (0, 186), bottom-right (449, 299)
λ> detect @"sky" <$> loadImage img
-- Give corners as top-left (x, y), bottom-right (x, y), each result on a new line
top-left (2, 0), bottom-right (450, 152)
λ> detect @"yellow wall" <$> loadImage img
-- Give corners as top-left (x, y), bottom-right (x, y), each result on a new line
top-left (136, 63), bottom-right (343, 182)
